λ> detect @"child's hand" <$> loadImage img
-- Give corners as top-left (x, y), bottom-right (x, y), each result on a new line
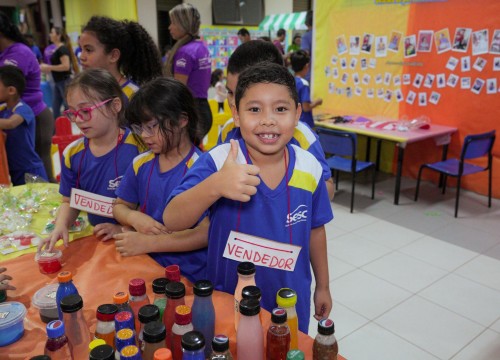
top-left (129, 212), bottom-right (168, 235)
top-left (38, 226), bottom-right (69, 253)
top-left (114, 231), bottom-right (153, 257)
top-left (317, 98), bottom-right (323, 106)
top-left (313, 285), bottom-right (332, 321)
top-left (94, 223), bottom-right (122, 241)
top-left (218, 139), bottom-right (260, 202)
top-left (0, 268), bottom-right (16, 291)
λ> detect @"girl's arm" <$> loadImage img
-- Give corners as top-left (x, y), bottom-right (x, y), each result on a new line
top-left (310, 225), bottom-right (332, 320)
top-left (0, 114), bottom-right (23, 130)
top-left (113, 198), bottom-right (168, 235)
top-left (40, 55), bottom-right (70, 73)
top-left (173, 73), bottom-right (189, 86)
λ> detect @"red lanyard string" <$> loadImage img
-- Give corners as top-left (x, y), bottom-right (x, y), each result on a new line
top-left (235, 146), bottom-right (293, 245)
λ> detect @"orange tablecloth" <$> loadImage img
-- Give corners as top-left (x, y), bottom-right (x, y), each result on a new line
top-left (2, 236), bottom-right (345, 359)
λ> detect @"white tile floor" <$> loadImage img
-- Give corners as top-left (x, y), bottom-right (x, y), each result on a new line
top-left (309, 174), bottom-right (500, 360)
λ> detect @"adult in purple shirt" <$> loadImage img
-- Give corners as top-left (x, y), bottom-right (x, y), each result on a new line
top-left (0, 11), bottom-right (55, 182)
top-left (300, 10), bottom-right (313, 83)
top-left (165, 3), bottom-right (212, 145)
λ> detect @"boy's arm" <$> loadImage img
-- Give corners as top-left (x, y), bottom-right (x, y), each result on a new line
top-left (0, 114), bottom-right (24, 130)
top-left (310, 225), bottom-right (332, 320)
top-left (113, 198), bottom-right (167, 235)
top-left (114, 217), bottom-right (209, 257)
top-left (301, 98), bottom-right (323, 112)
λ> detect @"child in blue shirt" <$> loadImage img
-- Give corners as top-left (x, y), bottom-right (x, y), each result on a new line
top-left (38, 69), bottom-right (146, 252)
top-left (112, 78), bottom-right (208, 283)
top-left (0, 65), bottom-right (47, 185)
top-left (164, 62), bottom-right (333, 333)
top-left (290, 50), bottom-right (323, 129)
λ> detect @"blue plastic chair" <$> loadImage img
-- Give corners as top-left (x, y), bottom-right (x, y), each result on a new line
top-left (317, 128), bottom-right (376, 213)
top-left (414, 130), bottom-right (496, 217)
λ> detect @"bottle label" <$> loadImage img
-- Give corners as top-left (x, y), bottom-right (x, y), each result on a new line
top-left (223, 230), bottom-right (302, 272)
top-left (234, 298), bottom-right (239, 313)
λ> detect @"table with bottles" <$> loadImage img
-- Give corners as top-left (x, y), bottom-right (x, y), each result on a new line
top-left (1, 235), bottom-right (346, 359)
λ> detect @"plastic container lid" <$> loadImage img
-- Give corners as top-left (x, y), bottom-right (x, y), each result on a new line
top-left (152, 278), bottom-right (169, 294)
top-left (57, 271), bottom-right (73, 283)
top-left (46, 319), bottom-right (65, 338)
top-left (165, 281), bottom-right (185, 299)
top-left (96, 304), bottom-right (118, 321)
top-left (129, 278), bottom-right (146, 296)
top-left (35, 250), bottom-right (62, 263)
top-left (271, 308), bottom-right (287, 324)
top-left (276, 288), bottom-right (297, 308)
top-left (90, 344), bottom-right (114, 360)
top-left (174, 305), bottom-right (192, 325)
top-left (0, 301), bottom-right (27, 330)
top-left (211, 335), bottom-right (229, 353)
top-left (121, 345), bottom-right (140, 357)
top-left (181, 331), bottom-right (205, 351)
top-left (113, 291), bottom-right (129, 304)
top-left (116, 328), bottom-right (135, 340)
top-left (165, 265), bottom-right (180, 282)
top-left (193, 280), bottom-right (213, 297)
top-left (144, 321), bottom-right (166, 343)
top-left (32, 283), bottom-right (58, 310)
top-left (237, 262), bottom-right (255, 275)
top-left (89, 338), bottom-right (106, 350)
top-left (154, 348), bottom-right (172, 360)
top-left (60, 294), bottom-right (83, 313)
top-left (317, 318), bottom-right (335, 335)
top-left (286, 350), bottom-right (305, 360)
top-left (242, 285), bottom-right (261, 300)
top-left (239, 298), bottom-right (260, 316)
top-left (138, 304), bottom-right (160, 323)
top-left (115, 311), bottom-right (133, 324)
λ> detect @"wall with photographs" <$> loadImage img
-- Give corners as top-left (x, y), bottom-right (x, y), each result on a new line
top-left (314, 0), bottom-right (500, 197)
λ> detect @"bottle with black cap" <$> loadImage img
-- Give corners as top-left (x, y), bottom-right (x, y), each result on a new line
top-left (234, 262), bottom-right (256, 331)
top-left (191, 280), bottom-right (215, 358)
top-left (138, 304), bottom-right (160, 350)
top-left (241, 285), bottom-right (262, 323)
top-left (163, 282), bottom-right (186, 351)
top-left (90, 344), bottom-right (115, 360)
top-left (209, 335), bottom-right (233, 360)
top-left (95, 304), bottom-right (118, 349)
top-left (181, 330), bottom-right (205, 359)
top-left (313, 319), bottom-right (338, 360)
top-left (60, 294), bottom-right (91, 359)
top-left (143, 321), bottom-right (167, 360)
top-left (236, 298), bottom-right (263, 360)
top-left (152, 278), bottom-right (169, 319)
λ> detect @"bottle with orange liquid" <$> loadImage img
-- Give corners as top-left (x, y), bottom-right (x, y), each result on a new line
top-left (95, 304), bottom-right (118, 349)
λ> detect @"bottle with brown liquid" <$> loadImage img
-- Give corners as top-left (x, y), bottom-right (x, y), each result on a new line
top-left (312, 319), bottom-right (338, 360)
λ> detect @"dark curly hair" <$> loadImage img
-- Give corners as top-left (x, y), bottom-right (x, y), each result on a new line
top-left (0, 11), bottom-right (28, 45)
top-left (125, 77), bottom-right (201, 151)
top-left (82, 16), bottom-right (162, 86)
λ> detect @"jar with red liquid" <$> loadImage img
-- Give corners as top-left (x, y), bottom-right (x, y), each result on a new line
top-left (35, 250), bottom-right (62, 274)
top-left (266, 308), bottom-right (290, 360)
top-left (44, 320), bottom-right (71, 359)
top-left (129, 278), bottom-right (150, 333)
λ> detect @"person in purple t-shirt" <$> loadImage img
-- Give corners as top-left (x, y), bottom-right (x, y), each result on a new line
top-left (0, 11), bottom-right (55, 182)
top-left (165, 3), bottom-right (212, 145)
top-left (273, 28), bottom-right (286, 55)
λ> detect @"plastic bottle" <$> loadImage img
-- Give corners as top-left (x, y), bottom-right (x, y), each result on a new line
top-left (90, 344), bottom-right (115, 360)
top-left (43, 319), bottom-right (72, 359)
top-left (172, 305), bottom-right (194, 360)
top-left (313, 319), bottom-right (338, 360)
top-left (115, 328), bottom-right (136, 360)
top-left (129, 279), bottom-right (150, 333)
top-left (266, 308), bottom-right (290, 360)
top-left (163, 282), bottom-right (186, 350)
top-left (234, 262), bottom-right (256, 330)
top-left (115, 312), bottom-right (135, 336)
top-left (276, 288), bottom-right (298, 350)
top-left (237, 298), bottom-right (264, 360)
top-left (165, 265), bottom-right (181, 282)
top-left (181, 331), bottom-right (205, 360)
top-left (138, 304), bottom-right (160, 351)
top-left (56, 271), bottom-right (79, 320)
top-left (114, 292), bottom-right (136, 329)
top-left (191, 280), bottom-right (215, 358)
top-left (153, 348), bottom-right (173, 360)
top-left (120, 345), bottom-right (142, 359)
top-left (242, 285), bottom-right (262, 323)
top-left (286, 350), bottom-right (304, 360)
top-left (209, 335), bottom-right (233, 360)
top-left (60, 294), bottom-right (90, 360)
top-left (95, 304), bottom-right (118, 349)
top-left (152, 278), bottom-right (169, 319)
top-left (143, 321), bottom-right (167, 360)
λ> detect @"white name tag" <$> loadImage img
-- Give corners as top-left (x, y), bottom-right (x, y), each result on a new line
top-left (223, 231), bottom-right (301, 272)
top-left (70, 188), bottom-right (115, 218)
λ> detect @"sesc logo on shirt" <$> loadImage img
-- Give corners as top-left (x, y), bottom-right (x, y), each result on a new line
top-left (176, 58), bottom-right (187, 68)
top-left (285, 204), bottom-right (308, 227)
top-left (108, 176), bottom-right (123, 191)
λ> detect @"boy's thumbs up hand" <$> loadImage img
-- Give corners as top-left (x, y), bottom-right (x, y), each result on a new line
top-left (218, 139), bottom-right (260, 202)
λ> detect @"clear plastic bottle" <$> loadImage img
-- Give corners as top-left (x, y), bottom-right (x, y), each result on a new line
top-left (114, 292), bottom-right (136, 329)
top-left (60, 294), bottom-right (90, 360)
top-left (313, 319), bottom-right (338, 360)
top-left (43, 319), bottom-right (72, 359)
top-left (266, 308), bottom-right (290, 360)
top-left (138, 304), bottom-right (160, 351)
top-left (286, 350), bottom-right (304, 360)
top-left (172, 305), bottom-right (194, 360)
top-left (95, 304), bottom-right (118, 349)
top-left (276, 288), bottom-right (298, 350)
top-left (153, 348), bottom-right (173, 360)
top-left (90, 344), bottom-right (115, 360)
top-left (129, 279), bottom-right (150, 333)
top-left (209, 335), bottom-right (233, 360)
top-left (234, 262), bottom-right (256, 331)
top-left (56, 271), bottom-right (79, 320)
top-left (181, 331), bottom-right (205, 360)
top-left (143, 321), bottom-right (167, 360)
top-left (115, 329), bottom-right (136, 360)
top-left (152, 278), bottom-right (169, 319)
top-left (191, 280), bottom-right (215, 358)
top-left (237, 298), bottom-right (263, 360)
top-left (120, 345), bottom-right (143, 359)
top-left (163, 282), bottom-right (186, 350)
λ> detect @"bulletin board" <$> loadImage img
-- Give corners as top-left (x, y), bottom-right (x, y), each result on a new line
top-left (314, 0), bottom-right (500, 198)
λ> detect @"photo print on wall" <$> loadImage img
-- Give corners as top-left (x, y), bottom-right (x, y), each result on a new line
top-left (435, 28), bottom-right (452, 54)
top-left (452, 28), bottom-right (472, 52)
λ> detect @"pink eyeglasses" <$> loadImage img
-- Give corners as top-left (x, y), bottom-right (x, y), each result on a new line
top-left (63, 98), bottom-right (113, 122)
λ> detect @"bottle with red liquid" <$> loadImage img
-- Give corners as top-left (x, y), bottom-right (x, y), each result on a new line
top-left (171, 305), bottom-right (193, 360)
top-left (44, 319), bottom-right (72, 359)
top-left (266, 308), bottom-right (290, 360)
top-left (129, 279), bottom-right (150, 333)
top-left (237, 298), bottom-right (264, 360)
top-left (163, 282), bottom-right (185, 350)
